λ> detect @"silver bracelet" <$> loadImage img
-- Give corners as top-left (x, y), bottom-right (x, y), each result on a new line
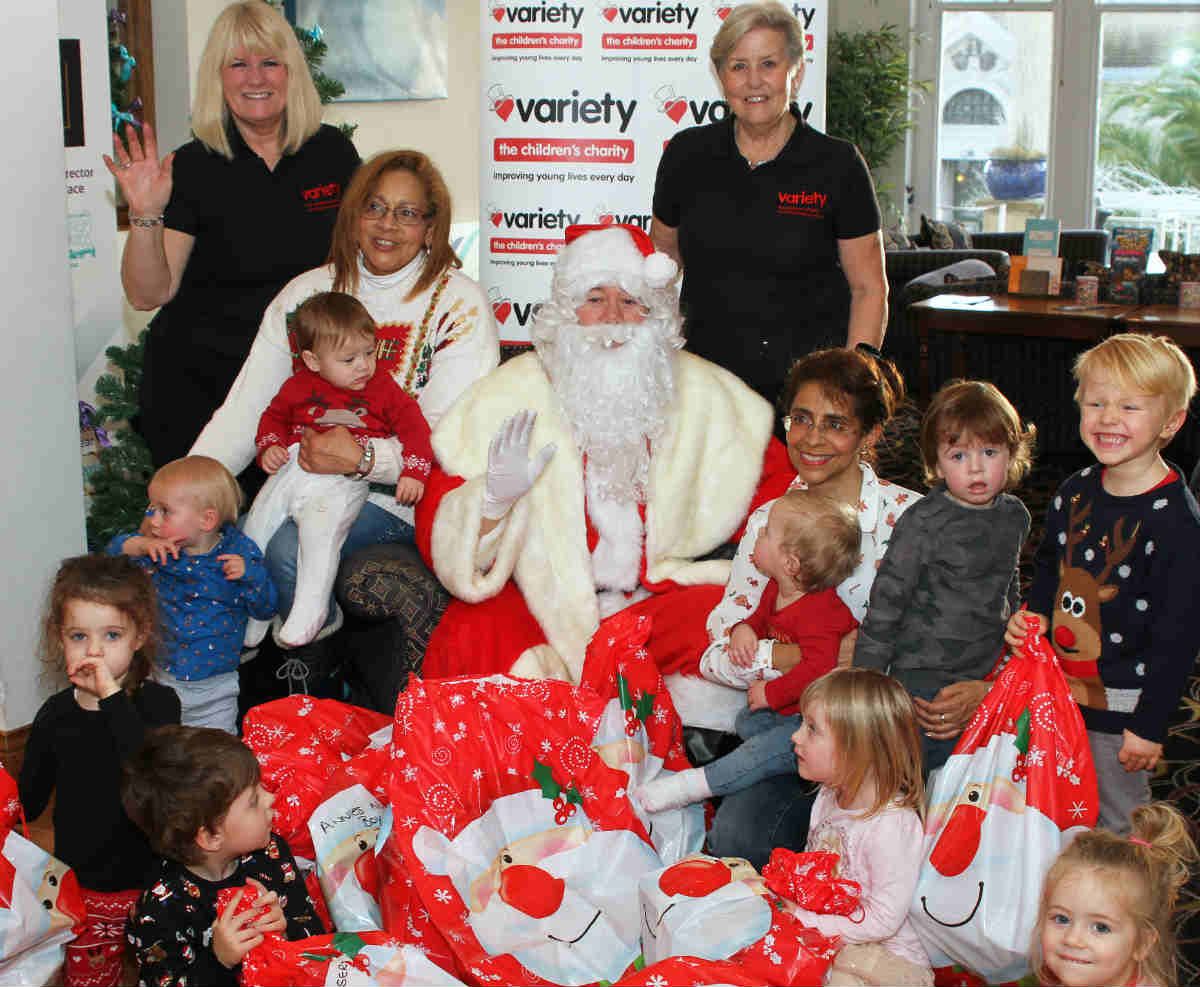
top-left (129, 214), bottom-right (165, 228)
top-left (351, 442), bottom-right (375, 479)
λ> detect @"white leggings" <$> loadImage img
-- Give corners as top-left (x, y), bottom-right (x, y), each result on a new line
top-left (241, 447), bottom-right (369, 647)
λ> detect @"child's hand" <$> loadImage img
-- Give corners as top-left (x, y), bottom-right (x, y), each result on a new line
top-left (212, 888), bottom-right (265, 968)
top-left (245, 879), bottom-right (286, 935)
top-left (396, 477), bottom-right (425, 505)
top-left (1117, 729), bottom-right (1163, 773)
top-left (1004, 610), bottom-right (1044, 649)
top-left (67, 656), bottom-right (121, 701)
top-left (218, 554), bottom-right (245, 581)
top-left (747, 680), bottom-right (769, 711)
top-left (123, 534), bottom-right (185, 564)
top-left (260, 445), bottom-right (289, 474)
top-left (728, 623), bottom-right (759, 667)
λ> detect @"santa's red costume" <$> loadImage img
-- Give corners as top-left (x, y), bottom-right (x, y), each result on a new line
top-left (415, 224), bottom-right (793, 691)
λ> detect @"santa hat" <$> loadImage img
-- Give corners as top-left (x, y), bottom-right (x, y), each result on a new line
top-left (556, 224), bottom-right (678, 298)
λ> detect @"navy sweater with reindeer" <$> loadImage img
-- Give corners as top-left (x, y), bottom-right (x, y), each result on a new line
top-left (1029, 464), bottom-right (1200, 742)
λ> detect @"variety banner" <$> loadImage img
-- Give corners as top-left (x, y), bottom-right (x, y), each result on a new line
top-left (479, 0), bottom-right (827, 342)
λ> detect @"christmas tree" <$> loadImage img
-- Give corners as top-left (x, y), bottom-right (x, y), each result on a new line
top-left (85, 331), bottom-right (154, 550)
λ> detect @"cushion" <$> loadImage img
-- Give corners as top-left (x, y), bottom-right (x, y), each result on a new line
top-left (913, 214), bottom-right (970, 250)
top-left (906, 259), bottom-right (997, 290)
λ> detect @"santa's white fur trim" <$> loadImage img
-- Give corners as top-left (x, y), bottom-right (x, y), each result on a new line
top-left (431, 351), bottom-right (773, 683)
top-left (643, 251), bottom-right (677, 288)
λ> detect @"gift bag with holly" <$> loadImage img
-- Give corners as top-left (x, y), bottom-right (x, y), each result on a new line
top-left (0, 765), bottom-right (23, 836)
top-left (240, 928), bottom-right (464, 986)
top-left (0, 828), bottom-right (87, 985)
top-left (242, 697), bottom-right (391, 860)
top-left (638, 852), bottom-right (840, 985)
top-left (390, 671), bottom-right (664, 987)
top-left (579, 611), bottom-right (705, 865)
top-left (909, 627), bottom-right (1099, 983)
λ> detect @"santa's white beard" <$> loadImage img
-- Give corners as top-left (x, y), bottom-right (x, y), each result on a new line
top-left (542, 315), bottom-right (677, 506)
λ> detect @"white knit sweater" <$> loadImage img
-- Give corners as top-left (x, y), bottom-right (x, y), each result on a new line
top-left (192, 252), bottom-right (500, 522)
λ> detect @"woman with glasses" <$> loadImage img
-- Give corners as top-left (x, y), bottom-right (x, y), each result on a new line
top-left (191, 149), bottom-right (499, 695)
top-left (106, 1), bottom-right (360, 469)
top-left (698, 346), bottom-right (919, 869)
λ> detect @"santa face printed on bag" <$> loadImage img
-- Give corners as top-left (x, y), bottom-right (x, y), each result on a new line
top-left (411, 788), bottom-right (660, 985)
top-left (311, 784), bottom-right (386, 932)
top-left (638, 853), bottom-right (771, 967)
top-left (911, 633), bottom-right (1098, 983)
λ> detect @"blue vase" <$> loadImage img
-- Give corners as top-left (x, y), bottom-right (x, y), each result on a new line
top-left (983, 158), bottom-right (1047, 200)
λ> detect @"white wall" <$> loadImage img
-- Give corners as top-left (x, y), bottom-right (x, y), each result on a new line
top-left (2, 7), bottom-right (89, 729)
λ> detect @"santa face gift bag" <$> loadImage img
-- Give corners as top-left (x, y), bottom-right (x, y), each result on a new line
top-left (910, 630), bottom-right (1099, 983)
top-left (390, 673), bottom-right (664, 987)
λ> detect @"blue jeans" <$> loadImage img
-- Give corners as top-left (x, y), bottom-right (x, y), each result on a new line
top-left (707, 773), bottom-right (818, 871)
top-left (264, 501), bottom-right (415, 631)
top-left (703, 706), bottom-right (800, 796)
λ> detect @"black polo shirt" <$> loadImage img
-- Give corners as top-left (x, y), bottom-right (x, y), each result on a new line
top-left (139, 124), bottom-right (359, 466)
top-left (653, 107), bottom-right (880, 400)
top-left (159, 122), bottom-right (360, 359)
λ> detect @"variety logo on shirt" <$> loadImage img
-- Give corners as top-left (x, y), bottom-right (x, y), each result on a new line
top-left (778, 190), bottom-right (827, 218)
top-left (302, 182), bottom-right (342, 213)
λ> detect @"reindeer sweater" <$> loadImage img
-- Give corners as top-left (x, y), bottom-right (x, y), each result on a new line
top-left (1029, 464), bottom-right (1200, 742)
top-left (255, 366), bottom-right (433, 483)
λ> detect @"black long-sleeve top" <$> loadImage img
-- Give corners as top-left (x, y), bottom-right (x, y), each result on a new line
top-left (128, 834), bottom-right (324, 987)
top-left (18, 682), bottom-right (181, 891)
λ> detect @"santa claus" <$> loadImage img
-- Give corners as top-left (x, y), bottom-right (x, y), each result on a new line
top-left (415, 224), bottom-right (792, 689)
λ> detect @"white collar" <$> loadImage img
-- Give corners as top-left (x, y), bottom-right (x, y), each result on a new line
top-left (356, 249), bottom-right (427, 292)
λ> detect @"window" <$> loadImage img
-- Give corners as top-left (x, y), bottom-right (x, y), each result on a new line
top-left (911, 0), bottom-right (1200, 259)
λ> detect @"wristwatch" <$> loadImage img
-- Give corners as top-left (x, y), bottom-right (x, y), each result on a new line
top-left (349, 441), bottom-right (375, 479)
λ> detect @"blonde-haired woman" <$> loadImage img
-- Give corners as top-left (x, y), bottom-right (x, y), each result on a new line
top-left (105, 0), bottom-right (360, 469)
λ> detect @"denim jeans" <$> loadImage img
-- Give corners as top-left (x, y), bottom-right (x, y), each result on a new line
top-left (264, 501), bottom-right (415, 631)
top-left (703, 706), bottom-right (800, 797)
top-left (706, 773), bottom-right (819, 872)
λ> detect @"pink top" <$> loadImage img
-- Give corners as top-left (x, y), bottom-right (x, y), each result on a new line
top-left (789, 786), bottom-right (931, 970)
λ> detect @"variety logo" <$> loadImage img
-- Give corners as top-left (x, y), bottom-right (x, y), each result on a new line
top-left (712, 2), bottom-right (731, 19)
top-left (492, 1), bottom-right (585, 28)
top-left (489, 204), bottom-right (583, 229)
top-left (487, 84), bottom-right (638, 133)
top-left (301, 181), bottom-right (342, 212)
top-left (654, 84), bottom-right (728, 126)
top-left (593, 206), bottom-right (652, 229)
top-left (598, 1), bottom-right (698, 28)
top-left (488, 288), bottom-right (538, 327)
top-left (777, 189), bottom-right (827, 217)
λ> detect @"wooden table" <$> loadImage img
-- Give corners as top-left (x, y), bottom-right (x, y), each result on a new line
top-left (1122, 304), bottom-right (1200, 348)
top-left (909, 294), bottom-right (1132, 403)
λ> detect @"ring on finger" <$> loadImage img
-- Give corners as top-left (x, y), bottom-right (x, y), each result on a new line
top-left (940, 712), bottom-right (946, 722)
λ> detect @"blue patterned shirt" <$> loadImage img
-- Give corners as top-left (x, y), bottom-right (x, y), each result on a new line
top-left (108, 525), bottom-right (277, 680)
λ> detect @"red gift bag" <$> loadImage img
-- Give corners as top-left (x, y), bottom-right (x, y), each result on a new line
top-left (762, 849), bottom-right (863, 918)
top-left (910, 628), bottom-right (1099, 983)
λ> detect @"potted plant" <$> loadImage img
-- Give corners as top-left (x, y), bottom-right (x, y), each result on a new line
top-left (984, 117), bottom-right (1047, 200)
top-left (825, 25), bottom-right (929, 225)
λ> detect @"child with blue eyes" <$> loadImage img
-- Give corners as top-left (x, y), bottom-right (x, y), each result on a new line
top-left (853, 380), bottom-right (1034, 772)
top-left (1033, 801), bottom-right (1196, 987)
top-left (19, 554), bottom-right (181, 986)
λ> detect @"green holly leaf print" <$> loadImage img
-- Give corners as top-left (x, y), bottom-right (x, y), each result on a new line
top-left (532, 760), bottom-right (562, 800)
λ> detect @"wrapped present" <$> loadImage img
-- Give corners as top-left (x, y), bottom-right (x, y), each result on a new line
top-left (910, 627), bottom-right (1099, 983)
top-left (762, 849), bottom-right (863, 918)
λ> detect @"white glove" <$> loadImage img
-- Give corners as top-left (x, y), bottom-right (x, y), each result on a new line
top-left (482, 410), bottom-right (557, 520)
